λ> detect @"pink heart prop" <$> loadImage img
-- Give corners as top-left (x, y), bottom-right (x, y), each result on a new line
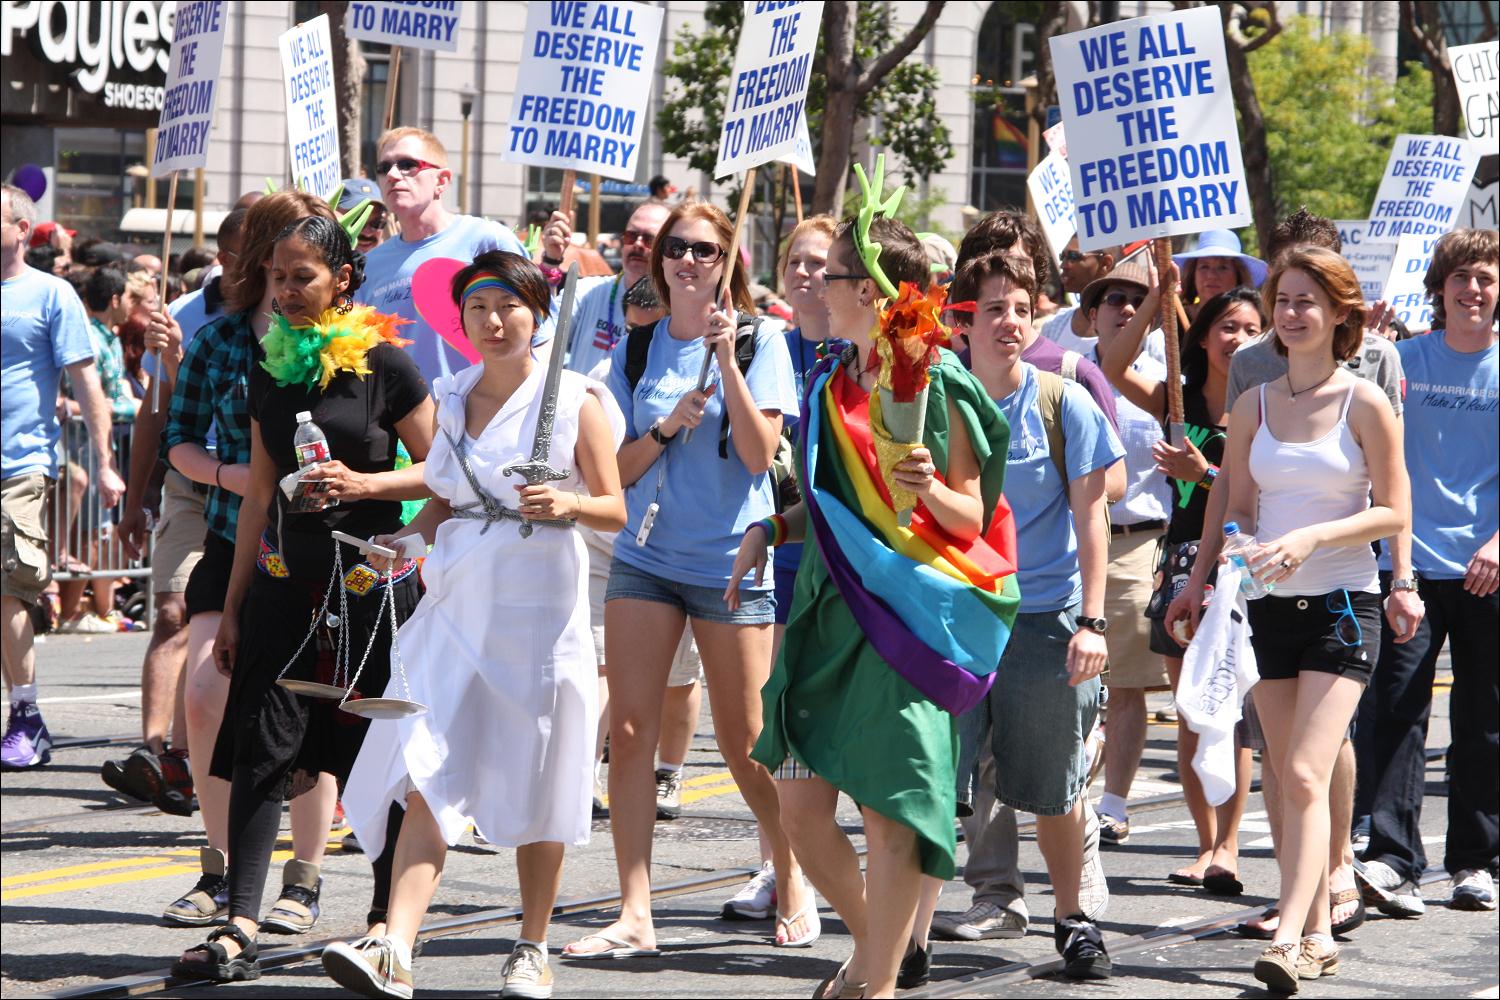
top-left (412, 257), bottom-right (481, 365)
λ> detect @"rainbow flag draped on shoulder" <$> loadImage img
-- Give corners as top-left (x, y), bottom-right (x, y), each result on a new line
top-left (799, 343), bottom-right (1020, 716)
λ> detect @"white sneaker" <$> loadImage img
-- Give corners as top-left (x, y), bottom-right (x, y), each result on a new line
top-left (63, 612), bottom-right (117, 634)
top-left (722, 860), bottom-right (776, 919)
top-left (1357, 859), bottom-right (1425, 916)
top-left (1452, 869), bottom-right (1497, 911)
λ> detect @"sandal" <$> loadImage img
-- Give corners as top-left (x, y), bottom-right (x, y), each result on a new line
top-left (1236, 906), bottom-right (1280, 940)
top-left (1202, 868), bottom-right (1244, 896)
top-left (1167, 869), bottom-right (1205, 887)
top-left (170, 923), bottom-right (261, 982)
top-left (775, 902), bottom-right (822, 948)
top-left (812, 959), bottom-right (867, 999)
top-left (1330, 887), bottom-right (1365, 936)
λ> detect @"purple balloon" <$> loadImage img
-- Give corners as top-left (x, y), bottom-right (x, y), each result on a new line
top-left (10, 164), bottom-right (46, 202)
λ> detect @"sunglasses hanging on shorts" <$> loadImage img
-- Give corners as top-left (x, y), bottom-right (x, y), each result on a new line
top-left (374, 157), bottom-right (440, 177)
top-left (1326, 589), bottom-right (1364, 648)
top-left (660, 236), bottom-right (726, 264)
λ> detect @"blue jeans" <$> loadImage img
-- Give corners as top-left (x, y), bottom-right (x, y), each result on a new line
top-left (605, 556), bottom-right (776, 626)
top-left (957, 604), bottom-right (1102, 816)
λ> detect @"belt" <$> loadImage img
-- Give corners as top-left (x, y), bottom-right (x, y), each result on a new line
top-left (451, 501), bottom-right (573, 532)
top-left (1111, 518), bottom-right (1165, 536)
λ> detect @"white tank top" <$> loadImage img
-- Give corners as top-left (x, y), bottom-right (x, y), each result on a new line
top-left (1249, 383), bottom-right (1379, 596)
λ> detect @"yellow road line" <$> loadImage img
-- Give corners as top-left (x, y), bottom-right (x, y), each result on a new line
top-left (599, 769), bottom-right (738, 809)
top-left (1, 856), bottom-right (178, 888)
top-left (681, 781), bottom-right (740, 806)
top-left (1, 849), bottom-right (296, 903)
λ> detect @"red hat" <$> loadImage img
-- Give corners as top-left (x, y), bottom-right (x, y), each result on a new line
top-left (30, 221), bottom-right (77, 248)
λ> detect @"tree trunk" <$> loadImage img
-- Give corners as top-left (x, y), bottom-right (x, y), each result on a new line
top-left (813, 2), bottom-right (858, 215)
top-left (1030, 1), bottom-right (1070, 134)
top-left (1222, 23), bottom-right (1277, 257)
top-left (321, 1), bottom-right (367, 177)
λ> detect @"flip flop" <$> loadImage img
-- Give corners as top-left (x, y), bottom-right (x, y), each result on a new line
top-left (1331, 887), bottom-right (1366, 936)
top-left (561, 932), bottom-right (662, 961)
top-left (775, 903), bottom-right (822, 948)
top-left (1202, 869), bottom-right (1244, 896)
top-left (1235, 906), bottom-right (1279, 940)
top-left (1167, 869), bottom-right (1205, 887)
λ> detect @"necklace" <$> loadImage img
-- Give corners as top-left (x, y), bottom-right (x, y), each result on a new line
top-left (1286, 366), bottom-right (1337, 402)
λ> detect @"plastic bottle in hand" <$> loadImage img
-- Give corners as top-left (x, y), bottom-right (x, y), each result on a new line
top-left (289, 410), bottom-right (337, 512)
top-left (1222, 521), bottom-right (1271, 598)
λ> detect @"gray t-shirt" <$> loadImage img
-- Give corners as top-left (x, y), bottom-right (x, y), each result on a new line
top-left (1225, 331), bottom-right (1404, 415)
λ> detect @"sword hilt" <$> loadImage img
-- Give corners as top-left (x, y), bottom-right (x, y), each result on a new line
top-left (501, 462), bottom-right (571, 538)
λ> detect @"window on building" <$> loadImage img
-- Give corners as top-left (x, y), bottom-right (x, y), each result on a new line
top-left (971, 2), bottom-right (1037, 213)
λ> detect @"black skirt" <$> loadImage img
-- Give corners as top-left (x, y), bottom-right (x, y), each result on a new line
top-left (210, 536), bottom-right (421, 802)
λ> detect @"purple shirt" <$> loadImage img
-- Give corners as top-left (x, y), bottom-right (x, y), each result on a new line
top-left (1023, 335), bottom-right (1120, 431)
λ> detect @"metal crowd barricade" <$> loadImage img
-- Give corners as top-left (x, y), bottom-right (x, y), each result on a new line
top-left (45, 415), bottom-right (154, 624)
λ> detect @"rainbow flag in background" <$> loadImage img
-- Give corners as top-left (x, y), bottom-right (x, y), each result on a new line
top-left (991, 109), bottom-right (1029, 170)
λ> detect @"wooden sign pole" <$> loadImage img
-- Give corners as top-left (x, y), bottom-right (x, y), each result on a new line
top-left (790, 168), bottom-right (803, 223)
top-left (382, 47), bottom-right (403, 130)
top-left (689, 166), bottom-right (757, 412)
top-left (150, 171), bottom-right (181, 414)
top-left (558, 169), bottom-right (577, 221)
top-left (1154, 237), bottom-right (1185, 439)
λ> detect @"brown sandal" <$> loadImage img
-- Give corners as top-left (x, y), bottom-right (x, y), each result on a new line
top-left (1330, 887), bottom-right (1365, 935)
top-left (813, 959), bottom-right (867, 999)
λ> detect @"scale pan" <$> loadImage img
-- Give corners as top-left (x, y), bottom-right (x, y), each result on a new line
top-left (340, 698), bottom-right (428, 720)
top-left (276, 679), bottom-right (349, 700)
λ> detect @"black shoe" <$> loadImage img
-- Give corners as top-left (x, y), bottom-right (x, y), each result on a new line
top-left (1054, 914), bottom-right (1112, 980)
top-left (102, 746), bottom-right (162, 802)
top-left (897, 939), bottom-right (931, 989)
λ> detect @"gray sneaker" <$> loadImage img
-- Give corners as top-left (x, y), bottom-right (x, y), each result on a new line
top-left (1080, 814), bottom-right (1110, 921)
top-left (500, 943), bottom-right (554, 999)
top-left (1357, 859), bottom-right (1425, 917)
top-left (930, 900), bottom-right (1027, 941)
top-left (1451, 869), bottom-right (1497, 911)
top-left (655, 768), bottom-right (683, 820)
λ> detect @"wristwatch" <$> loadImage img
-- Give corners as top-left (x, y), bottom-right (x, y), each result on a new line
top-left (648, 417), bottom-right (675, 446)
top-left (1389, 577), bottom-right (1418, 592)
top-left (1075, 615), bottom-right (1108, 635)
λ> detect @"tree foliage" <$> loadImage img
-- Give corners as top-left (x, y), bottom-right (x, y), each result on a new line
top-left (655, 2), bottom-right (952, 211)
top-left (1249, 16), bottom-right (1434, 224)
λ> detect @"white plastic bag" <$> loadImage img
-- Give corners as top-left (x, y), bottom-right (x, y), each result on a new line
top-left (1175, 563), bottom-right (1259, 805)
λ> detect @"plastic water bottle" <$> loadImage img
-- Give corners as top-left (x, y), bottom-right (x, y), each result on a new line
top-left (1222, 522), bottom-right (1271, 599)
top-left (290, 411), bottom-right (337, 511)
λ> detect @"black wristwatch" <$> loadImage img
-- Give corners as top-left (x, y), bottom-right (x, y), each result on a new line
top-left (540, 252), bottom-right (564, 267)
top-left (1075, 615), bottom-right (1108, 635)
top-left (648, 417), bottom-right (675, 446)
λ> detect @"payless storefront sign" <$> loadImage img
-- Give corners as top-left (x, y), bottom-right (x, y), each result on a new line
top-left (1, 1), bottom-right (178, 123)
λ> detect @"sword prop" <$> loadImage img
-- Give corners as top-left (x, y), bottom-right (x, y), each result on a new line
top-left (503, 262), bottom-right (580, 538)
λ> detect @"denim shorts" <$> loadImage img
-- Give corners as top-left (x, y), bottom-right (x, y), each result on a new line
top-left (605, 556), bottom-right (776, 626)
top-left (956, 604), bottom-right (1102, 816)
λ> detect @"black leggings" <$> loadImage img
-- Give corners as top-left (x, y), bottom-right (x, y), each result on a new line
top-left (227, 766), bottom-right (404, 924)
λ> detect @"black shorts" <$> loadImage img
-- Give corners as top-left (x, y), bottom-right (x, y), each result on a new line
top-left (185, 530), bottom-right (235, 620)
top-left (1247, 589), bottom-right (1381, 684)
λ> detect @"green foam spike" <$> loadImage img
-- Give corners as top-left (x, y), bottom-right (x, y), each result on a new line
top-left (263, 177), bottom-right (279, 194)
top-left (852, 154), bottom-right (906, 300)
top-left (338, 200), bottom-right (374, 250)
top-left (522, 225), bottom-right (543, 259)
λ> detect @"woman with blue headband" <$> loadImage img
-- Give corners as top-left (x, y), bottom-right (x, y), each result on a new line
top-left (323, 250), bottom-right (627, 1000)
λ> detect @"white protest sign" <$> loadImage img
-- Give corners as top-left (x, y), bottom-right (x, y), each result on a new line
top-left (1043, 121), bottom-right (1067, 159)
top-left (1028, 151), bottom-right (1076, 259)
top-left (1462, 155), bottom-right (1498, 230)
top-left (346, 1), bottom-right (461, 52)
top-left (1450, 41), bottom-right (1498, 144)
top-left (503, 2), bottom-right (663, 182)
top-left (715, 1), bottom-right (825, 179)
top-left (778, 112), bottom-right (817, 175)
top-left (1049, 7), bottom-right (1250, 251)
top-left (1367, 134), bottom-right (1481, 243)
top-left (279, 16), bottom-right (341, 202)
top-left (1335, 220), bottom-right (1398, 304)
top-left (1380, 233), bottom-right (1442, 331)
top-left (152, 0), bottom-right (226, 176)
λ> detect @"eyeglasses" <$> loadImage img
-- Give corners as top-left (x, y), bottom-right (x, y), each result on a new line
top-left (1101, 290), bottom-right (1146, 309)
top-left (1060, 249), bottom-right (1104, 264)
top-left (361, 210), bottom-right (388, 231)
top-left (374, 157), bottom-right (439, 177)
top-left (660, 236), bottom-right (725, 264)
top-left (621, 229), bottom-right (655, 249)
top-left (822, 272), bottom-right (868, 283)
top-left (1326, 590), bottom-right (1364, 648)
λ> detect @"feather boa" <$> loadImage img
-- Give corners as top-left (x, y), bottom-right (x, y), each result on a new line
top-left (260, 305), bottom-right (412, 390)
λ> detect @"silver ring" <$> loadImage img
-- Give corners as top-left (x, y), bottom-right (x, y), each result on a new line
top-left (1280, 559), bottom-right (1291, 569)
top-left (921, 462), bottom-right (936, 476)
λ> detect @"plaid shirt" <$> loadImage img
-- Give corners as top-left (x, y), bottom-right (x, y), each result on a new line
top-left (164, 311), bottom-right (256, 544)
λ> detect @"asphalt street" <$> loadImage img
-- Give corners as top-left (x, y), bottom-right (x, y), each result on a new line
top-left (1, 631), bottom-right (1494, 999)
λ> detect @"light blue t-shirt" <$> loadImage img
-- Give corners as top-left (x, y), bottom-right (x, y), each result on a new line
top-left (606, 316), bottom-right (798, 589)
top-left (356, 215), bottom-right (530, 386)
top-left (1379, 331), bottom-right (1498, 579)
top-left (2, 268), bottom-right (94, 479)
top-left (995, 363), bottom-right (1125, 612)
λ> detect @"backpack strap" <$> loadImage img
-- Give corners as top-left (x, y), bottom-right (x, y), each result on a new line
top-left (623, 321), bottom-right (657, 393)
top-left (1060, 349), bottom-right (1080, 383)
top-left (718, 313), bottom-right (761, 459)
top-left (1035, 368), bottom-right (1069, 490)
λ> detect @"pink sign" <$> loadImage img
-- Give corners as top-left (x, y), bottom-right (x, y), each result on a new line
top-left (411, 257), bottom-right (481, 365)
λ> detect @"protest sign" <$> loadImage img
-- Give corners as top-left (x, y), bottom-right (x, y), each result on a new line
top-left (1449, 41), bottom-right (1498, 145)
top-left (502, 1), bottom-right (663, 182)
top-left (1043, 121), bottom-right (1068, 159)
top-left (1335, 220), bottom-right (1398, 304)
top-left (1366, 134), bottom-right (1481, 242)
top-left (279, 16), bottom-right (341, 202)
top-left (779, 111), bottom-right (817, 176)
top-left (1028, 151), bottom-right (1077, 260)
top-left (151, 0), bottom-right (225, 177)
top-left (715, 1), bottom-right (825, 178)
top-left (346, 0), bottom-right (462, 52)
top-left (1380, 232), bottom-right (1441, 331)
top-left (1049, 6), bottom-right (1250, 250)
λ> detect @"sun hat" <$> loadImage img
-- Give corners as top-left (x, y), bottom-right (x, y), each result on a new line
top-left (1079, 257), bottom-right (1153, 315)
top-left (1172, 229), bottom-right (1268, 288)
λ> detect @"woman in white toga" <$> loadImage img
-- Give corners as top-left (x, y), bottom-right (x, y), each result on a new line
top-left (321, 251), bottom-right (626, 1000)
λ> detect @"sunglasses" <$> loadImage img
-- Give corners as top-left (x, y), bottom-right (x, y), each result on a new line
top-left (361, 210), bottom-right (388, 231)
top-left (621, 229), bottom-right (655, 249)
top-left (1326, 590), bottom-right (1364, 648)
top-left (1060, 249), bottom-right (1104, 264)
top-left (822, 271), bottom-right (868, 283)
top-left (374, 157), bottom-right (439, 177)
top-left (660, 236), bottom-right (725, 264)
top-left (1101, 290), bottom-right (1146, 309)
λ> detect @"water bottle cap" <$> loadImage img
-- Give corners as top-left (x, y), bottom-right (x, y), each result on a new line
top-left (1223, 521), bottom-right (1240, 536)
top-left (296, 411), bottom-right (313, 423)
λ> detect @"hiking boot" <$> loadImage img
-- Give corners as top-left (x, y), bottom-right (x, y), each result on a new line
top-left (1054, 913), bottom-right (1112, 979)
top-left (322, 936), bottom-right (413, 999)
top-left (500, 942), bottom-right (554, 998)
top-left (261, 860), bottom-right (322, 934)
top-left (163, 847), bottom-right (230, 926)
top-left (721, 860), bottom-right (776, 920)
top-left (102, 745), bottom-right (161, 802)
top-left (1451, 869), bottom-right (1497, 911)
top-left (931, 900), bottom-right (1026, 941)
top-left (655, 767), bottom-right (683, 820)
top-left (0, 700), bottom-right (52, 770)
top-left (153, 748), bottom-right (197, 816)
